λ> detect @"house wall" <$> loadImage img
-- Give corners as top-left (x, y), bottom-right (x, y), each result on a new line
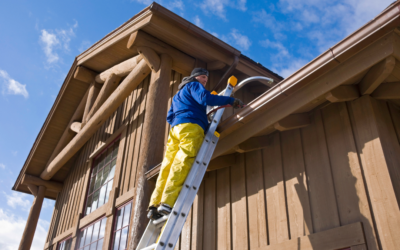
top-left (176, 99), bottom-right (400, 250)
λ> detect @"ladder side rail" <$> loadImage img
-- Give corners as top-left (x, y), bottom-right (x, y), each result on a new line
top-left (155, 85), bottom-right (233, 250)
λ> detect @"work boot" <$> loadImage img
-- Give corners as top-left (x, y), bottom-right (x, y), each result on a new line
top-left (157, 203), bottom-right (172, 216)
top-left (147, 206), bottom-right (162, 220)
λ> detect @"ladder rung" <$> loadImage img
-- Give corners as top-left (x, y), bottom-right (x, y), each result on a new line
top-left (153, 215), bottom-right (168, 225)
top-left (140, 243), bottom-right (157, 250)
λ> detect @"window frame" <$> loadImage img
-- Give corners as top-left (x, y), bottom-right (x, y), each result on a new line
top-left (76, 216), bottom-right (107, 250)
top-left (110, 201), bottom-right (133, 250)
top-left (83, 136), bottom-right (121, 216)
top-left (56, 236), bottom-right (72, 250)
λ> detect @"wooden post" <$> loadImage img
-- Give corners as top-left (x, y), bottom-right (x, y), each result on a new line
top-left (18, 186), bottom-right (46, 250)
top-left (82, 81), bottom-right (101, 128)
top-left (349, 95), bottom-right (400, 249)
top-left (40, 59), bottom-right (151, 180)
top-left (129, 54), bottom-right (172, 250)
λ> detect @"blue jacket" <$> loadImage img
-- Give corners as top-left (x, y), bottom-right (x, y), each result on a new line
top-left (167, 81), bottom-right (235, 132)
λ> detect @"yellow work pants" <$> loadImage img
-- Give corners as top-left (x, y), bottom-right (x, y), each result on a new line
top-left (149, 123), bottom-right (204, 208)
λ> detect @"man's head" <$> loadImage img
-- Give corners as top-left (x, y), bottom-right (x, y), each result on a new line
top-left (191, 68), bottom-right (209, 87)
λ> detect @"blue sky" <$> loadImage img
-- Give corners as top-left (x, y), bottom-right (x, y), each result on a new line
top-left (0, 0), bottom-right (393, 249)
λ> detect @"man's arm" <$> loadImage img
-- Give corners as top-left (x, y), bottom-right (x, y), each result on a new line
top-left (190, 82), bottom-right (234, 106)
top-left (166, 103), bottom-right (174, 125)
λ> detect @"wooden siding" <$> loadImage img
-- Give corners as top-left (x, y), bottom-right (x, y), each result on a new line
top-left (165, 101), bottom-right (400, 250)
top-left (45, 75), bottom-right (151, 243)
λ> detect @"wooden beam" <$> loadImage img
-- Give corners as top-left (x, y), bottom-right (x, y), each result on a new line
top-left (253, 222), bottom-right (364, 250)
top-left (212, 55), bottom-right (239, 91)
top-left (21, 174), bottom-right (63, 193)
top-left (86, 74), bottom-right (121, 122)
top-left (325, 85), bottom-right (360, 102)
top-left (70, 121), bottom-right (81, 134)
top-left (26, 184), bottom-right (38, 196)
top-left (129, 54), bottom-right (172, 249)
top-left (371, 82), bottom-right (400, 99)
top-left (234, 135), bottom-right (270, 153)
top-left (18, 186), bottom-right (46, 250)
top-left (95, 55), bottom-right (143, 83)
top-left (82, 81), bottom-right (101, 127)
top-left (274, 113), bottom-right (311, 131)
top-left (40, 59), bottom-right (151, 180)
top-left (127, 30), bottom-right (195, 75)
top-left (207, 61), bottom-right (226, 71)
top-left (207, 153), bottom-right (236, 171)
top-left (359, 56), bottom-right (395, 95)
top-left (137, 46), bottom-right (160, 72)
top-left (73, 66), bottom-right (97, 84)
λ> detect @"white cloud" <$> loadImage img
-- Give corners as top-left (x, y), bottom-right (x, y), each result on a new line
top-left (200, 0), bottom-right (247, 19)
top-left (43, 199), bottom-right (55, 209)
top-left (194, 15), bottom-right (204, 28)
top-left (260, 39), bottom-right (289, 58)
top-left (5, 192), bottom-right (31, 211)
top-left (230, 29), bottom-right (251, 50)
top-left (0, 164), bottom-right (5, 169)
top-left (252, 9), bottom-right (282, 32)
top-left (39, 21), bottom-right (78, 65)
top-left (0, 69), bottom-right (29, 98)
top-left (276, 58), bottom-right (308, 78)
top-left (0, 209), bottom-right (49, 250)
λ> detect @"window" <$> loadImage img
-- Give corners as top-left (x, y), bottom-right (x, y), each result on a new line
top-left (57, 237), bottom-right (72, 250)
top-left (111, 202), bottom-right (132, 250)
top-left (76, 217), bottom-right (107, 250)
top-left (85, 140), bottom-right (119, 215)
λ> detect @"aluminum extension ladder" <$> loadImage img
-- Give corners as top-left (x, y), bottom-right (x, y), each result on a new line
top-left (136, 75), bottom-right (273, 250)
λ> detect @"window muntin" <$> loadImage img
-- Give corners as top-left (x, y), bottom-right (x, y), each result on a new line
top-left (57, 237), bottom-right (72, 250)
top-left (77, 217), bottom-right (107, 250)
top-left (85, 140), bottom-right (119, 215)
top-left (111, 202), bottom-right (132, 250)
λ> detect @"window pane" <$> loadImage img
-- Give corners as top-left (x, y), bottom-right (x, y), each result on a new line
top-left (120, 228), bottom-right (129, 250)
top-left (123, 203), bottom-right (132, 227)
top-left (108, 159), bottom-right (117, 181)
top-left (94, 169), bottom-right (103, 191)
top-left (92, 220), bottom-right (100, 242)
top-left (113, 230), bottom-right (121, 250)
top-left (84, 245), bottom-right (90, 250)
top-left (96, 239), bottom-right (104, 250)
top-left (84, 225), bottom-right (94, 247)
top-left (86, 195), bottom-right (92, 215)
top-left (101, 163), bottom-right (111, 185)
top-left (99, 218), bottom-right (107, 239)
top-left (88, 176), bottom-right (96, 194)
top-left (105, 148), bottom-right (112, 163)
top-left (65, 239), bottom-right (72, 250)
top-left (105, 181), bottom-right (113, 203)
top-left (98, 184), bottom-right (106, 208)
top-left (91, 190), bottom-right (99, 211)
top-left (116, 208), bottom-right (123, 230)
top-left (112, 144), bottom-right (118, 158)
top-left (79, 228), bottom-right (87, 249)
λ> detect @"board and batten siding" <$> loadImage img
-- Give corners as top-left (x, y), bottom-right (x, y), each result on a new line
top-left (169, 100), bottom-right (400, 250)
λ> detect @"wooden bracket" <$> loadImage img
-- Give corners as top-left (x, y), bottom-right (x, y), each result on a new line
top-left (127, 30), bottom-right (194, 75)
top-left (359, 56), bottom-right (395, 95)
top-left (70, 121), bottom-right (81, 134)
top-left (325, 85), bottom-right (360, 102)
top-left (274, 113), bottom-right (311, 131)
top-left (206, 153), bottom-right (237, 171)
top-left (74, 66), bottom-right (97, 84)
top-left (21, 174), bottom-right (63, 193)
top-left (234, 135), bottom-right (270, 153)
top-left (371, 82), bottom-right (400, 99)
top-left (137, 46), bottom-right (160, 72)
top-left (26, 184), bottom-right (38, 196)
top-left (207, 61), bottom-right (226, 71)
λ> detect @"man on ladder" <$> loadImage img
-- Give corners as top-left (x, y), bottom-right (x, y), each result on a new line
top-left (147, 68), bottom-right (244, 220)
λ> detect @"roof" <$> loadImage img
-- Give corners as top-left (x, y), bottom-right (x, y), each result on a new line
top-left (12, 2), bottom-right (282, 198)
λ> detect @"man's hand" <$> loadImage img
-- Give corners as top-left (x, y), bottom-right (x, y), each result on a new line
top-left (232, 98), bottom-right (245, 109)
